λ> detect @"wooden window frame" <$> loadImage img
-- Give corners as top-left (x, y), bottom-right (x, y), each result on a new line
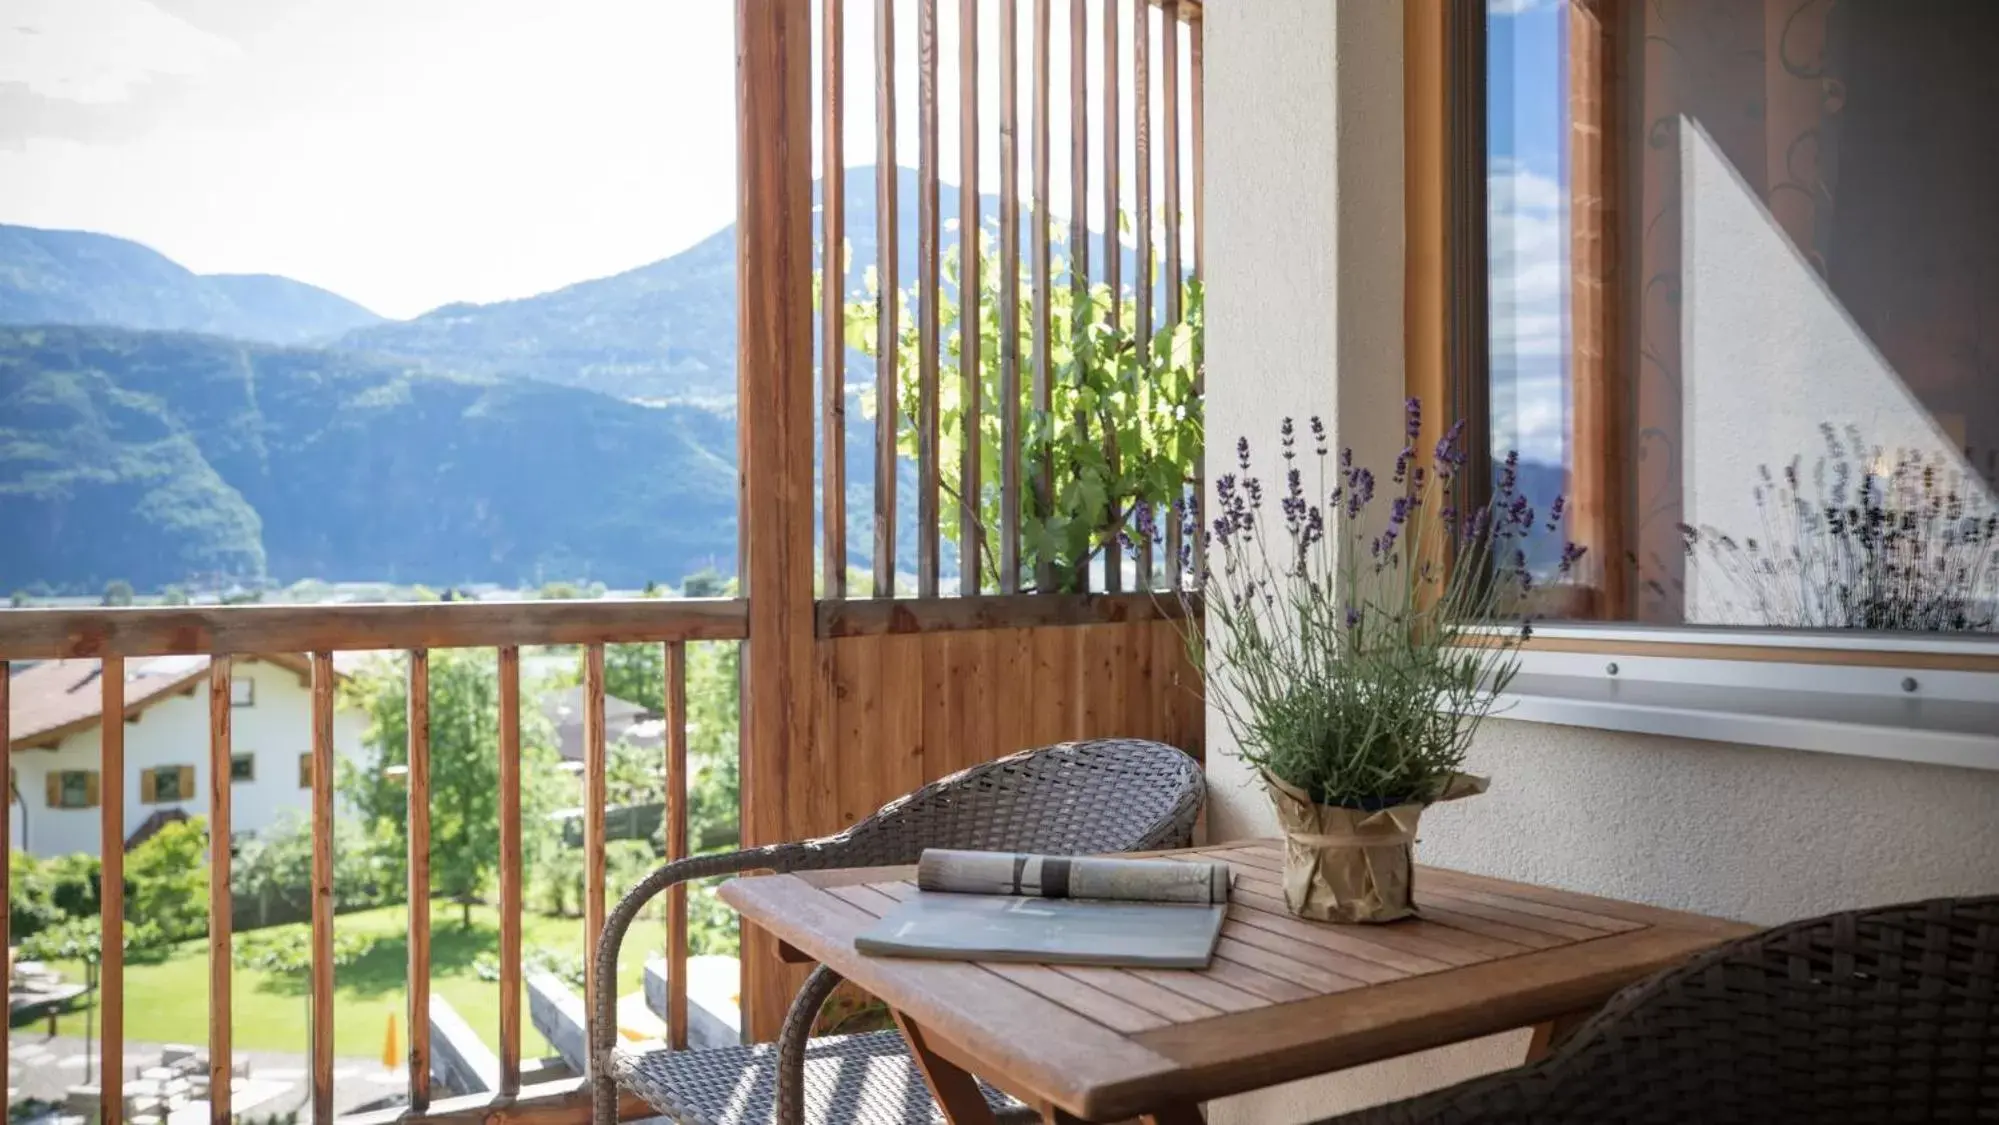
top-left (142, 764), bottom-right (195, 805)
top-left (230, 752), bottom-right (256, 782)
top-left (50, 769), bottom-right (98, 810)
top-left (230, 676), bottom-right (255, 708)
top-left (1409, 0), bottom-right (1999, 674)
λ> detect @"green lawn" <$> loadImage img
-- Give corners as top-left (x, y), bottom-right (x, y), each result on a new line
top-left (32, 903), bottom-right (671, 1058)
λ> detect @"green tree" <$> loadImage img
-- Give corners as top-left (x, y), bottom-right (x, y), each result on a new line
top-left (342, 651), bottom-right (565, 928)
top-left (679, 568), bottom-right (729, 598)
top-left (126, 817), bottom-right (209, 943)
top-left (161, 585), bottom-right (190, 606)
top-left (10, 590), bottom-right (30, 608)
top-left (845, 223), bottom-right (1203, 591)
top-left (101, 579), bottom-right (135, 606)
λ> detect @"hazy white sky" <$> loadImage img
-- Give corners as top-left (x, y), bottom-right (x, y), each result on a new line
top-left (0, 0), bottom-right (1194, 321)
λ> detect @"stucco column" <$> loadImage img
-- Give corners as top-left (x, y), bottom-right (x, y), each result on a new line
top-left (1203, 0), bottom-right (1408, 843)
top-left (1201, 4), bottom-right (1527, 1121)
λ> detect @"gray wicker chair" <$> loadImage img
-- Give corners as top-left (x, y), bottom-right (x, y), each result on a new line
top-left (1317, 894), bottom-right (1999, 1124)
top-left (591, 738), bottom-right (1205, 1125)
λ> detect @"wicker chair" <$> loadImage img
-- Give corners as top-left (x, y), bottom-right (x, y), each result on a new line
top-left (592, 738), bottom-right (1205, 1125)
top-left (1317, 894), bottom-right (1999, 1125)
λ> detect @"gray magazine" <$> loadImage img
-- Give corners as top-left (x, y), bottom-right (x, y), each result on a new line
top-left (855, 850), bottom-right (1231, 968)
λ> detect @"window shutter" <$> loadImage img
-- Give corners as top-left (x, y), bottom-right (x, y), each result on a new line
top-left (83, 772), bottom-right (100, 808)
top-left (44, 773), bottom-right (58, 808)
top-left (180, 765), bottom-right (196, 800)
top-left (140, 769), bottom-right (157, 804)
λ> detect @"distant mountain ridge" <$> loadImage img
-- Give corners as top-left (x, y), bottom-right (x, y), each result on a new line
top-left (0, 224), bottom-right (385, 345)
top-left (0, 325), bottom-right (737, 591)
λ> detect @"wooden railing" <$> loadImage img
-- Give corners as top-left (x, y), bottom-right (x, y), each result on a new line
top-left (0, 599), bottom-right (747, 1125)
top-left (819, 0), bottom-right (1206, 600)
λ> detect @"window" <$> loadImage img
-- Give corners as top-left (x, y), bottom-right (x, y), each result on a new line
top-left (230, 753), bottom-right (256, 782)
top-left (298, 753), bottom-right (313, 790)
top-left (47, 770), bottom-right (99, 810)
top-left (1482, 0), bottom-right (1999, 634)
top-left (231, 677), bottom-right (255, 707)
top-left (142, 765), bottom-right (195, 804)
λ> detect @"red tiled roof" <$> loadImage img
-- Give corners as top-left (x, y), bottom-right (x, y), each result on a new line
top-left (7, 653), bottom-right (323, 751)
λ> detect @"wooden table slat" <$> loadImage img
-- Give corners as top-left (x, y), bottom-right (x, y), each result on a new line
top-left (720, 842), bottom-right (1755, 1122)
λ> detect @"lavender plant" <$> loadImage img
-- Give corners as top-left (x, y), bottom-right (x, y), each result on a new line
top-left (1676, 424), bottom-right (1999, 632)
top-left (1186, 400), bottom-right (1583, 809)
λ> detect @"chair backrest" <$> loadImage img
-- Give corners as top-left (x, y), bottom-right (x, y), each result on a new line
top-left (819, 739), bottom-right (1203, 868)
top-left (1336, 894), bottom-right (1999, 1124)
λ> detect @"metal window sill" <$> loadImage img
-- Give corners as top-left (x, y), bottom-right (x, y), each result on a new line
top-left (1495, 672), bottom-right (1999, 772)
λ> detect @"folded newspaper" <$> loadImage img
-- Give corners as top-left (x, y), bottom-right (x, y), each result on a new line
top-left (916, 848), bottom-right (1232, 904)
top-left (854, 849), bottom-right (1232, 968)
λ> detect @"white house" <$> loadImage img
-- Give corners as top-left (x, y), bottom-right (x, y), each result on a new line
top-left (5, 654), bottom-right (367, 857)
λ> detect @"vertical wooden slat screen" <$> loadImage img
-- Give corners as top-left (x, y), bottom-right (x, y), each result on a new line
top-left (917, 0), bottom-right (943, 597)
top-left (581, 643), bottom-right (608, 1054)
top-left (1101, 0), bottom-right (1122, 596)
top-left (874, 0), bottom-right (900, 599)
top-left (1030, 0), bottom-right (1054, 592)
top-left (663, 642), bottom-right (690, 1050)
top-left (1131, 0), bottom-right (1154, 589)
top-left (207, 658), bottom-right (232, 1125)
top-left (822, 0), bottom-right (847, 600)
top-left (1069, 0), bottom-right (1093, 594)
top-left (101, 656), bottom-right (126, 1125)
top-left (1160, 0), bottom-right (1182, 587)
top-left (958, 0), bottom-right (983, 597)
top-left (309, 651), bottom-right (335, 1125)
top-left (496, 645), bottom-right (523, 1094)
top-left (998, 0), bottom-right (1023, 594)
top-left (405, 649), bottom-right (432, 1110)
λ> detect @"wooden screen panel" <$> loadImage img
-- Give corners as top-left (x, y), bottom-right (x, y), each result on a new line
top-left (741, 615), bottom-right (1204, 1040)
top-left (101, 658), bottom-right (126, 1125)
top-left (1569, 0), bottom-right (1626, 617)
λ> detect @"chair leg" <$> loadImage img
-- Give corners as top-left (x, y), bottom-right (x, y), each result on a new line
top-left (774, 963), bottom-right (850, 1125)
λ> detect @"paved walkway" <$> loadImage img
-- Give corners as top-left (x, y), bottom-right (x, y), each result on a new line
top-left (8, 1034), bottom-right (404, 1118)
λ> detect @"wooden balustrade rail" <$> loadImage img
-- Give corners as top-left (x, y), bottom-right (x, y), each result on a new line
top-left (0, 601), bottom-right (731, 1125)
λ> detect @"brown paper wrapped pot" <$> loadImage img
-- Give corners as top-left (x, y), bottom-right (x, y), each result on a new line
top-left (1265, 770), bottom-right (1488, 923)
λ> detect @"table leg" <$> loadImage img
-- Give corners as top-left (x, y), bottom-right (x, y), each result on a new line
top-left (1524, 1009), bottom-right (1595, 1063)
top-left (893, 1011), bottom-right (1001, 1125)
top-left (1140, 1108), bottom-right (1206, 1125)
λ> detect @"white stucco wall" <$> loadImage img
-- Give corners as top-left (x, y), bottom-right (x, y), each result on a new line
top-left (1202, 2), bottom-right (1999, 1122)
top-left (11, 658), bottom-right (367, 857)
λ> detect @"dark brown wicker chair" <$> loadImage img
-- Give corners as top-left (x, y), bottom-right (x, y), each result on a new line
top-left (592, 738), bottom-right (1205, 1125)
top-left (1317, 894), bottom-right (1999, 1125)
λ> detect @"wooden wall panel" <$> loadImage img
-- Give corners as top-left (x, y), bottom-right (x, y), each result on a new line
top-left (805, 617), bottom-right (1203, 841)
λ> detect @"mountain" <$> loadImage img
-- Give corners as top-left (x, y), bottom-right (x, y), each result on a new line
top-left (0, 225), bottom-right (385, 345)
top-left (334, 166), bottom-right (1138, 403)
top-left (0, 325), bottom-right (737, 592)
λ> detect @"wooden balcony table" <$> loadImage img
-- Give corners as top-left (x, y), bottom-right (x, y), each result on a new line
top-left (720, 840), bottom-right (1756, 1125)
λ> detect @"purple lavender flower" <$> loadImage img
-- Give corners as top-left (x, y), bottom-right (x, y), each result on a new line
top-left (1237, 436), bottom-right (1251, 471)
top-left (1389, 496), bottom-right (1411, 527)
top-left (1310, 416), bottom-right (1328, 457)
top-left (1340, 447), bottom-right (1353, 470)
top-left (1280, 417), bottom-right (1296, 461)
top-left (1546, 495), bottom-right (1567, 532)
top-left (1434, 419), bottom-right (1468, 478)
top-left (1344, 605), bottom-right (1361, 629)
top-left (1303, 506), bottom-right (1324, 547)
top-left (1392, 445), bottom-right (1413, 484)
top-left (1246, 478), bottom-right (1264, 510)
top-left (1404, 396), bottom-right (1423, 441)
top-left (1558, 542), bottom-right (1589, 576)
top-left (1496, 450), bottom-right (1519, 498)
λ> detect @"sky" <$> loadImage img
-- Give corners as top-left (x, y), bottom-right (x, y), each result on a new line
top-left (1487, 0), bottom-right (1568, 465)
top-left (0, 0), bottom-right (1193, 321)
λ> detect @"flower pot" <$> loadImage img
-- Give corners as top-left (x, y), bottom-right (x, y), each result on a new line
top-left (1264, 771), bottom-right (1487, 923)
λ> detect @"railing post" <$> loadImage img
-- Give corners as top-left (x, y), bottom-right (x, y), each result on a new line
top-left (736, 0), bottom-right (817, 1044)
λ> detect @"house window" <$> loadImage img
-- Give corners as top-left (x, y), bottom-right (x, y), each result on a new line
top-left (142, 765), bottom-right (195, 804)
top-left (231, 676), bottom-right (255, 707)
top-left (298, 753), bottom-right (313, 790)
top-left (230, 753), bottom-right (256, 782)
top-left (1480, 0), bottom-right (1999, 633)
top-left (48, 770), bottom-right (99, 809)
